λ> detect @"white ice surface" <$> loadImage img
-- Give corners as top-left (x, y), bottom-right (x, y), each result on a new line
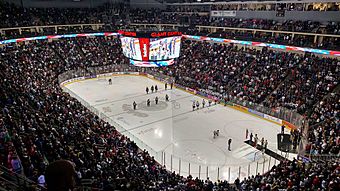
top-left (64, 75), bottom-right (291, 182)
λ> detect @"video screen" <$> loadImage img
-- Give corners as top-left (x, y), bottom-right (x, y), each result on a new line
top-left (120, 37), bottom-right (142, 61)
top-left (120, 36), bottom-right (181, 62)
top-left (149, 36), bottom-right (181, 61)
top-left (130, 59), bottom-right (175, 67)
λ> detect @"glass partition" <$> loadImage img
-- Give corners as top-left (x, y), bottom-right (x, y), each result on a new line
top-left (58, 64), bottom-right (309, 182)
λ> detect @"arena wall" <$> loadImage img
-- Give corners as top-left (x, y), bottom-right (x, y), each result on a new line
top-left (234, 10), bottom-right (340, 22)
top-left (130, 0), bottom-right (166, 9)
top-left (4, 0), bottom-right (123, 8)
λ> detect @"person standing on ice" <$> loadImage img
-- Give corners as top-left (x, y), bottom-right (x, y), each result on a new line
top-left (108, 78), bottom-right (112, 85)
top-left (151, 85), bottom-right (154, 93)
top-left (192, 101), bottom-right (196, 111)
top-left (147, 99), bottom-right (150, 107)
top-left (155, 97), bottom-right (159, 105)
top-left (146, 87), bottom-right (149, 94)
top-left (281, 125), bottom-right (285, 134)
top-left (196, 101), bottom-right (199, 109)
top-left (208, 99), bottom-right (212, 107)
top-left (213, 130), bottom-right (217, 139)
top-left (250, 133), bottom-right (253, 142)
top-left (228, 138), bottom-right (232, 151)
top-left (202, 99), bottom-right (205, 108)
top-left (133, 101), bottom-right (137, 110)
top-left (165, 83), bottom-right (168, 90)
top-left (155, 85), bottom-right (158, 92)
top-left (254, 134), bottom-right (258, 148)
top-left (246, 129), bottom-right (249, 139)
top-left (165, 94), bottom-right (169, 101)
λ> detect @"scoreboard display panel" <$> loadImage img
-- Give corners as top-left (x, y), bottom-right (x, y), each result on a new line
top-left (120, 37), bottom-right (142, 61)
top-left (149, 36), bottom-right (181, 61)
top-left (119, 30), bottom-right (182, 66)
top-left (130, 59), bottom-right (175, 67)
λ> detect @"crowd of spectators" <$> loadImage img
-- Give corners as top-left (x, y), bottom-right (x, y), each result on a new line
top-left (0, 35), bottom-right (339, 191)
top-left (0, 1), bottom-right (127, 28)
top-left (1, 0), bottom-right (340, 51)
top-left (158, 40), bottom-right (255, 93)
top-left (238, 159), bottom-right (339, 190)
top-left (159, 40), bottom-right (339, 156)
top-left (307, 93), bottom-right (339, 155)
top-left (0, 38), bottom-right (238, 190)
top-left (0, 33), bottom-right (338, 190)
top-left (265, 56), bottom-right (338, 114)
top-left (162, 40), bottom-right (339, 115)
top-left (1, 0), bottom-right (339, 35)
top-left (0, 1), bottom-right (339, 190)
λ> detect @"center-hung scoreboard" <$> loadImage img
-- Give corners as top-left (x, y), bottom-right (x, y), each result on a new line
top-left (118, 30), bottom-right (182, 67)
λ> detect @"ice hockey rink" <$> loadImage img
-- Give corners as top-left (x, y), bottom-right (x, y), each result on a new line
top-left (63, 74), bottom-right (290, 182)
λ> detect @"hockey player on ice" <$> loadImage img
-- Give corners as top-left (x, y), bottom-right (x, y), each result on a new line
top-left (133, 101), bottom-right (137, 110)
top-left (228, 138), bottom-right (232, 151)
top-left (202, 99), bottom-right (206, 108)
top-left (213, 130), bottom-right (220, 139)
top-left (108, 78), bottom-right (112, 85)
top-left (165, 94), bottom-right (169, 102)
top-left (254, 134), bottom-right (258, 147)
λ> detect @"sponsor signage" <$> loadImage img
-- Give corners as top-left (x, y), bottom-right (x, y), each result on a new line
top-left (211, 10), bottom-right (236, 17)
top-left (264, 114), bottom-right (282, 124)
top-left (248, 109), bottom-right (264, 118)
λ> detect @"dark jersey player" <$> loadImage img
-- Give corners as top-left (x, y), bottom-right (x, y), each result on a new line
top-left (133, 101), bottom-right (137, 110)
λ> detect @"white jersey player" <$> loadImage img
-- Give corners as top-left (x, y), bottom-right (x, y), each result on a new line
top-left (213, 130), bottom-right (220, 139)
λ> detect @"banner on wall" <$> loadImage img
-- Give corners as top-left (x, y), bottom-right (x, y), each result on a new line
top-left (210, 11), bottom-right (236, 17)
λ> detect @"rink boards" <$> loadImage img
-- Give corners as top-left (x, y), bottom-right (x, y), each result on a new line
top-left (61, 72), bottom-right (291, 182)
